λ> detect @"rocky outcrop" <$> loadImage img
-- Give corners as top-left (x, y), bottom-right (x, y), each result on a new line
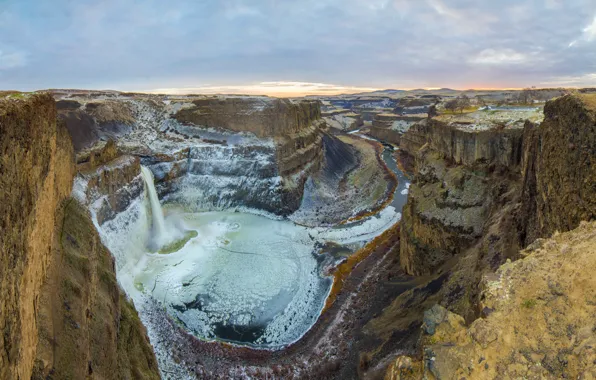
top-left (425, 118), bottom-right (525, 168)
top-left (0, 94), bottom-right (75, 379)
top-left (391, 221), bottom-right (596, 379)
top-left (520, 94), bottom-right (596, 245)
top-left (369, 114), bottom-right (426, 145)
top-left (0, 95), bottom-right (158, 379)
top-left (32, 200), bottom-right (159, 379)
top-left (57, 99), bottom-right (142, 151)
top-left (173, 97), bottom-right (321, 138)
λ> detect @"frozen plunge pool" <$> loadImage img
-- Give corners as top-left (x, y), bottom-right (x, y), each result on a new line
top-left (96, 144), bottom-right (407, 350)
top-left (99, 198), bottom-right (402, 349)
top-left (100, 203), bottom-right (335, 348)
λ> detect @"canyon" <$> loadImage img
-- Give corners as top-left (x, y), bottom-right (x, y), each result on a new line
top-left (1, 88), bottom-right (595, 379)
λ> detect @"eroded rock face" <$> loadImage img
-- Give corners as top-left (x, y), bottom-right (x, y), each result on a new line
top-left (369, 114), bottom-right (426, 145)
top-left (520, 94), bottom-right (596, 245)
top-left (173, 97), bottom-right (321, 138)
top-left (426, 118), bottom-right (525, 168)
top-left (174, 98), bottom-right (326, 214)
top-left (398, 221), bottom-right (596, 379)
top-left (399, 116), bottom-right (525, 275)
top-left (400, 149), bottom-right (495, 275)
top-left (58, 94), bottom-right (326, 216)
top-left (0, 95), bottom-right (75, 379)
top-left (57, 99), bottom-right (141, 151)
top-left (0, 95), bottom-right (158, 379)
top-left (32, 200), bottom-right (159, 380)
top-left (389, 93), bottom-right (596, 379)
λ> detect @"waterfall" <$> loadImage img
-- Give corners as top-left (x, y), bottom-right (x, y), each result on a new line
top-left (140, 165), bottom-right (167, 243)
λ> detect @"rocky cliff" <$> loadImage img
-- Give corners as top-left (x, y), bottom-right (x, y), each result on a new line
top-left (387, 221), bottom-right (596, 380)
top-left (520, 94), bottom-right (596, 245)
top-left (425, 118), bottom-right (524, 168)
top-left (0, 94), bottom-right (75, 379)
top-left (57, 94), bottom-right (325, 216)
top-left (173, 97), bottom-right (321, 138)
top-left (173, 97), bottom-right (325, 213)
top-left (0, 95), bottom-right (158, 379)
top-left (32, 200), bottom-right (159, 379)
top-left (369, 114), bottom-right (426, 145)
top-left (388, 94), bottom-right (596, 378)
top-left (399, 118), bottom-right (525, 276)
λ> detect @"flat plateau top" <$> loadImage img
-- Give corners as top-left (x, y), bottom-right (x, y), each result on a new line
top-left (436, 107), bottom-right (544, 131)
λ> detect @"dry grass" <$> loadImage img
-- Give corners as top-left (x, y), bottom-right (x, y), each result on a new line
top-left (323, 223), bottom-right (401, 312)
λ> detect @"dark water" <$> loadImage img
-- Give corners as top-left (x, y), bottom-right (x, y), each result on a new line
top-left (382, 146), bottom-right (410, 212)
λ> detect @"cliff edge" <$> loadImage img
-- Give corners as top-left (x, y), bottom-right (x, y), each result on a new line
top-left (387, 221), bottom-right (596, 379)
top-left (0, 95), bottom-right (159, 379)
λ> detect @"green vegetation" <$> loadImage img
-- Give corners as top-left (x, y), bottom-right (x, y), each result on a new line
top-left (158, 230), bottom-right (199, 254)
top-left (2, 91), bottom-right (31, 99)
top-left (521, 298), bottom-right (537, 309)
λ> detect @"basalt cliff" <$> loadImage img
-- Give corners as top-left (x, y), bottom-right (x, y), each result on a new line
top-left (0, 94), bottom-right (159, 379)
top-left (59, 95), bottom-right (325, 217)
top-left (386, 93), bottom-right (596, 379)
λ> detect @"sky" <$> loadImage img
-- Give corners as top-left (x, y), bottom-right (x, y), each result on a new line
top-left (1, 0), bottom-right (596, 96)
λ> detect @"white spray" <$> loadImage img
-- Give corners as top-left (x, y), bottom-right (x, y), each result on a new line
top-left (140, 165), bottom-right (167, 245)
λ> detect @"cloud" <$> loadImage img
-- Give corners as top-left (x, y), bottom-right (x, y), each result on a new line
top-left (583, 16), bottom-right (596, 41)
top-left (540, 73), bottom-right (596, 87)
top-left (469, 49), bottom-right (531, 66)
top-left (0, 49), bottom-right (28, 70)
top-left (0, 0), bottom-right (595, 91)
top-left (568, 14), bottom-right (596, 47)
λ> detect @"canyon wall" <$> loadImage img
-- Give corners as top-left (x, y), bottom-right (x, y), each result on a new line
top-left (33, 200), bottom-right (159, 379)
top-left (173, 97), bottom-right (321, 138)
top-left (368, 114), bottom-right (426, 145)
top-left (0, 95), bottom-right (158, 379)
top-left (520, 94), bottom-right (596, 245)
top-left (399, 93), bottom-right (595, 313)
top-left (58, 95), bottom-right (326, 216)
top-left (425, 118), bottom-right (525, 168)
top-left (389, 93), bottom-right (596, 378)
top-left (399, 120), bottom-right (525, 276)
top-left (0, 95), bottom-right (75, 379)
top-left (173, 97), bottom-right (325, 213)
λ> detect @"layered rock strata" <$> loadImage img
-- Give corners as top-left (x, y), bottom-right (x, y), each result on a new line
top-left (399, 117), bottom-right (526, 276)
top-left (0, 95), bottom-right (158, 379)
top-left (58, 94), bottom-right (326, 217)
top-left (387, 93), bottom-right (596, 378)
top-left (369, 114), bottom-right (426, 145)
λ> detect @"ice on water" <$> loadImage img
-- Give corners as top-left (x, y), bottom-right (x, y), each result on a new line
top-left (100, 197), bottom-right (331, 348)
